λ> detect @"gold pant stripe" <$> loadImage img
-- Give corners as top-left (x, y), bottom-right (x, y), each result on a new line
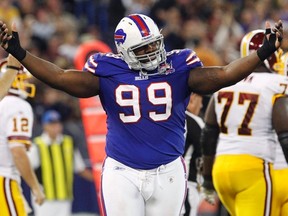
top-left (0, 176), bottom-right (26, 216)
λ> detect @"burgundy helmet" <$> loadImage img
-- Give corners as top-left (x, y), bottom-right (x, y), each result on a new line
top-left (240, 29), bottom-right (283, 73)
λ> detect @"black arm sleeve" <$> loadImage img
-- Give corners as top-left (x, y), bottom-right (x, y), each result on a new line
top-left (184, 114), bottom-right (203, 182)
top-left (200, 123), bottom-right (220, 156)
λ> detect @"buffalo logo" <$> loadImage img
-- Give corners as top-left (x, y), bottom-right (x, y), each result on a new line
top-left (114, 29), bottom-right (127, 45)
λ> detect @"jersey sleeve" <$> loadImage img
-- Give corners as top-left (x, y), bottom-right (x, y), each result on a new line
top-left (6, 105), bottom-right (33, 149)
top-left (167, 49), bottom-right (203, 73)
top-left (83, 52), bottom-right (124, 77)
top-left (271, 75), bottom-right (288, 103)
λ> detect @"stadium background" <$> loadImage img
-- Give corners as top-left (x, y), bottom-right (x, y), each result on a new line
top-left (2, 0), bottom-right (288, 215)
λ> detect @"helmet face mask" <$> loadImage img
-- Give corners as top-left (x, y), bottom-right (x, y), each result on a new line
top-left (240, 29), bottom-right (283, 73)
top-left (114, 14), bottom-right (167, 76)
top-left (0, 59), bottom-right (36, 99)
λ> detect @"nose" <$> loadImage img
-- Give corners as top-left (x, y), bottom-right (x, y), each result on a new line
top-left (145, 44), bottom-right (156, 53)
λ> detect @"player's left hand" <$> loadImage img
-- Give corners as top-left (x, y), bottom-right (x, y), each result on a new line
top-left (257, 20), bottom-right (283, 61)
top-left (201, 186), bottom-right (217, 205)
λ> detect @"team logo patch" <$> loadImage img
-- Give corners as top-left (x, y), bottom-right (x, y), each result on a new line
top-left (114, 29), bottom-right (127, 45)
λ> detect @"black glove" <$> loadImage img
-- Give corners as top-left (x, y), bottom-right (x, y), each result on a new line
top-left (5, 31), bottom-right (26, 61)
top-left (257, 28), bottom-right (282, 61)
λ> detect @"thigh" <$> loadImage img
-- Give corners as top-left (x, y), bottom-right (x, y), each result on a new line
top-left (274, 169), bottom-right (288, 216)
top-left (213, 155), bottom-right (273, 216)
top-left (0, 177), bottom-right (26, 216)
top-left (101, 157), bottom-right (145, 216)
top-left (145, 157), bottom-right (187, 216)
top-left (213, 157), bottom-right (236, 216)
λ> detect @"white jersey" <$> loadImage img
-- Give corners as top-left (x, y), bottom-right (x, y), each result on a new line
top-left (0, 95), bottom-right (33, 183)
top-left (274, 140), bottom-right (288, 169)
top-left (214, 72), bottom-right (288, 162)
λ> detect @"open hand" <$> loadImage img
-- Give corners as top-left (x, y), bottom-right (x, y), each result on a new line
top-left (0, 21), bottom-right (26, 61)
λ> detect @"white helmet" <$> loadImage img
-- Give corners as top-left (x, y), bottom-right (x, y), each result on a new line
top-left (278, 52), bottom-right (288, 76)
top-left (114, 14), bottom-right (167, 76)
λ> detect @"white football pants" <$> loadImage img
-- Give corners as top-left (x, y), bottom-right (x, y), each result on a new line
top-left (101, 156), bottom-right (187, 216)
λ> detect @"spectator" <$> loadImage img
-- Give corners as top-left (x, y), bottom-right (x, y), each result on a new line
top-left (28, 110), bottom-right (93, 216)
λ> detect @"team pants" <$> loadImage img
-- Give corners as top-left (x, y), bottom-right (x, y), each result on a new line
top-left (0, 176), bottom-right (26, 216)
top-left (101, 156), bottom-right (187, 216)
top-left (212, 154), bottom-right (274, 216)
top-left (273, 168), bottom-right (288, 216)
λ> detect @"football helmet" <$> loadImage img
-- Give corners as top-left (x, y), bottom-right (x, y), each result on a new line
top-left (114, 14), bottom-right (167, 76)
top-left (0, 58), bottom-right (36, 98)
top-left (278, 52), bottom-right (288, 76)
top-left (240, 29), bottom-right (283, 73)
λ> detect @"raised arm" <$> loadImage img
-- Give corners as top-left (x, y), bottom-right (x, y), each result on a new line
top-left (0, 54), bottom-right (18, 100)
top-left (0, 22), bottom-right (99, 98)
top-left (189, 21), bottom-right (283, 95)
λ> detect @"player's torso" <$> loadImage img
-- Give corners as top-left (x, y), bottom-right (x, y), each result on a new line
top-left (84, 49), bottom-right (202, 169)
top-left (214, 73), bottom-right (288, 162)
top-left (0, 96), bottom-right (33, 181)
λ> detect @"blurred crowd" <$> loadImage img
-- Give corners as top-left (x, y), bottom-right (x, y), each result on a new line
top-left (1, 0), bottom-right (288, 159)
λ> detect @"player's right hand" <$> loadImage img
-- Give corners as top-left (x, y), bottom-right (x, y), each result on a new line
top-left (201, 177), bottom-right (217, 205)
top-left (0, 21), bottom-right (26, 61)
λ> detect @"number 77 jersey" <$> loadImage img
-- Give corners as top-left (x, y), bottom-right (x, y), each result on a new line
top-left (213, 72), bottom-right (288, 162)
top-left (83, 49), bottom-right (202, 169)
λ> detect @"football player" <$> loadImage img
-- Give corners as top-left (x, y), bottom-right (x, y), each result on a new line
top-left (272, 51), bottom-right (288, 216)
top-left (201, 29), bottom-right (288, 215)
top-left (0, 55), bottom-right (45, 216)
top-left (0, 15), bottom-right (283, 216)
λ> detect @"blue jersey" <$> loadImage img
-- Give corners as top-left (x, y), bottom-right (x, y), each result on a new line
top-left (83, 49), bottom-right (202, 169)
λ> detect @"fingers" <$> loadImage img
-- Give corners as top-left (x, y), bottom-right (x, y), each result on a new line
top-left (264, 20), bottom-right (283, 48)
top-left (0, 21), bottom-right (11, 49)
top-left (274, 20), bottom-right (283, 45)
top-left (11, 22), bottom-right (17, 32)
top-left (35, 197), bottom-right (44, 205)
top-left (35, 194), bottom-right (45, 205)
top-left (265, 21), bottom-right (271, 30)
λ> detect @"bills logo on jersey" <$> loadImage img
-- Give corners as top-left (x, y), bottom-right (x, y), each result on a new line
top-left (114, 29), bottom-right (127, 45)
top-left (162, 61), bottom-right (175, 75)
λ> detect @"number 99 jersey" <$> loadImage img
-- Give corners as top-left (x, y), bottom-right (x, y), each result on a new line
top-left (83, 49), bottom-right (202, 169)
top-left (213, 72), bottom-right (288, 162)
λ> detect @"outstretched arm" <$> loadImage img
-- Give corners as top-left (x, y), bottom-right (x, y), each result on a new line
top-left (189, 21), bottom-right (283, 95)
top-left (0, 22), bottom-right (99, 98)
top-left (0, 54), bottom-right (18, 100)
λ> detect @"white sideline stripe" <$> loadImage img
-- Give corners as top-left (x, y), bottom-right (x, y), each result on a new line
top-left (5, 178), bottom-right (17, 216)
